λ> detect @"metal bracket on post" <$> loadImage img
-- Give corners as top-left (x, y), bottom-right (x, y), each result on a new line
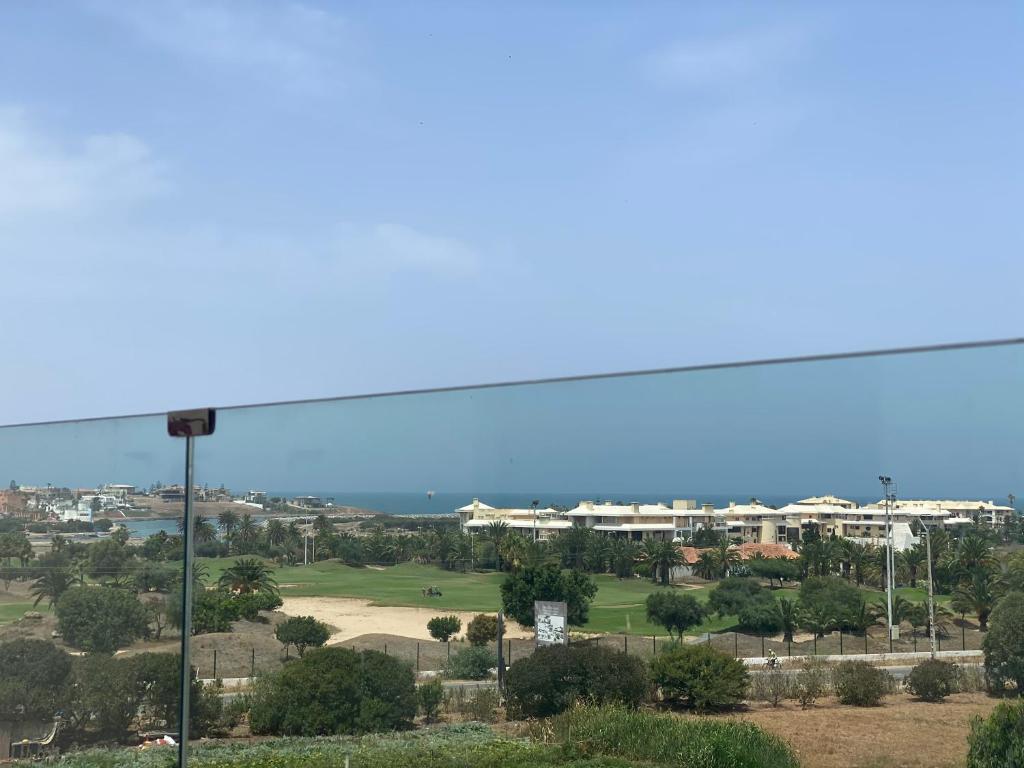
top-left (168, 408), bottom-right (216, 768)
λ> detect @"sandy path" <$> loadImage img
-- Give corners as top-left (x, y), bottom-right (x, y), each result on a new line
top-left (280, 596), bottom-right (531, 643)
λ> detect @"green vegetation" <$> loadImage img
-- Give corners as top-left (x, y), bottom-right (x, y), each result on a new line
top-left (905, 659), bottom-right (959, 702)
top-left (505, 645), bottom-right (650, 719)
top-left (466, 613), bottom-right (498, 646)
top-left (650, 644), bottom-right (749, 713)
top-left (275, 615), bottom-right (330, 657)
top-left (500, 564), bottom-right (597, 627)
top-left (644, 591), bottom-right (706, 639)
top-left (552, 705), bottom-right (800, 768)
top-left (832, 661), bottom-right (891, 706)
top-left (249, 646), bottom-right (416, 736)
top-left (427, 614), bottom-right (462, 642)
top-left (982, 590), bottom-right (1024, 693)
top-left (56, 586), bottom-right (150, 653)
top-left (967, 699), bottom-right (1024, 768)
top-left (444, 645), bottom-right (496, 680)
top-left (417, 678), bottom-right (444, 722)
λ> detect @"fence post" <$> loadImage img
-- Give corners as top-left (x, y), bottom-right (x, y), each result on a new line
top-left (937, 632), bottom-right (941, 652)
top-left (652, 635), bottom-right (656, 655)
top-left (624, 635), bottom-right (628, 655)
top-left (761, 634), bottom-right (765, 657)
top-left (384, 643), bottom-right (388, 656)
top-left (865, 632), bottom-right (868, 654)
top-left (416, 642), bottom-right (420, 672)
top-left (889, 633), bottom-right (893, 653)
top-left (962, 623), bottom-right (966, 650)
top-left (734, 632), bottom-right (739, 658)
top-left (813, 636), bottom-right (817, 656)
top-left (447, 641), bottom-right (451, 661)
top-left (507, 638), bottom-right (512, 665)
top-left (787, 639), bottom-right (791, 657)
top-left (251, 648), bottom-right (255, 678)
top-left (213, 649), bottom-right (217, 679)
top-left (839, 631), bottom-right (843, 655)
top-left (706, 634), bottom-right (710, 646)
top-left (913, 633), bottom-right (917, 653)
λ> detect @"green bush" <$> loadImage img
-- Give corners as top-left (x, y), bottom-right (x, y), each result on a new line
top-left (551, 704), bottom-right (800, 768)
top-left (737, 590), bottom-right (784, 634)
top-left (794, 658), bottom-right (830, 709)
top-left (445, 645), bottom-right (496, 680)
top-left (275, 615), bottom-right (331, 657)
top-left (798, 576), bottom-right (863, 631)
top-left (645, 591), bottom-right (706, 639)
top-left (249, 647), bottom-right (416, 735)
top-left (905, 659), bottom-right (959, 702)
top-left (707, 577), bottom-right (764, 617)
top-left (500, 564), bottom-right (597, 627)
top-left (505, 644), bottom-right (650, 718)
top-left (427, 615), bottom-right (462, 642)
top-left (650, 644), bottom-right (748, 713)
top-left (0, 639), bottom-right (72, 721)
top-left (56, 586), bottom-right (150, 652)
top-left (967, 699), bottom-right (1024, 768)
top-left (466, 613), bottom-right (498, 646)
top-left (832, 660), bottom-right (890, 706)
top-left (418, 678), bottom-right (444, 722)
top-left (982, 590), bottom-right (1024, 693)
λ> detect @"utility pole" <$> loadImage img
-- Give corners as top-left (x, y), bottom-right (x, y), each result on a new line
top-left (531, 500), bottom-right (540, 542)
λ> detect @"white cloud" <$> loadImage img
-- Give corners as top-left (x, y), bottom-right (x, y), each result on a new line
top-left (332, 222), bottom-right (481, 277)
top-left (87, 0), bottom-right (352, 93)
top-left (0, 107), bottom-right (163, 218)
top-left (646, 26), bottom-right (806, 90)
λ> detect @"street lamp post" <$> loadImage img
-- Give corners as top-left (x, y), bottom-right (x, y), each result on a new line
top-left (879, 476), bottom-right (898, 643)
top-left (920, 520), bottom-right (937, 658)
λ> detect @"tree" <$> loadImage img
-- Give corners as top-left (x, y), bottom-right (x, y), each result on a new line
top-left (711, 541), bottom-right (740, 578)
top-left (56, 586), bottom-right (150, 653)
top-left (218, 557), bottom-right (278, 595)
top-left (484, 521), bottom-right (511, 570)
top-left (86, 538), bottom-right (131, 583)
top-left (645, 591), bottom-right (706, 640)
top-left (266, 519), bottom-right (287, 547)
top-left (249, 647), bottom-right (416, 735)
top-left (29, 567), bottom-right (74, 608)
top-left (967, 699), bottom-right (1024, 768)
top-left (418, 678), bottom-right (444, 722)
top-left (748, 556), bottom-right (799, 589)
top-left (466, 613), bottom-right (498, 646)
top-left (0, 531), bottom-right (33, 566)
top-left (692, 551), bottom-right (719, 581)
top-left (737, 590), bottom-right (784, 634)
top-left (906, 659), bottom-right (959, 702)
top-left (0, 639), bottom-right (72, 722)
top-left (651, 644), bottom-right (749, 713)
top-left (218, 509), bottom-right (239, 541)
top-left (899, 545), bottom-right (927, 588)
top-left (500, 563), bottom-right (598, 627)
top-left (982, 591), bottom-right (1024, 693)
top-left (427, 614), bottom-right (462, 642)
top-left (642, 540), bottom-right (683, 586)
top-left (276, 615), bottom-right (331, 657)
top-left (444, 645), bottom-right (496, 680)
top-left (798, 576), bottom-right (862, 631)
top-left (776, 597), bottom-right (801, 642)
top-left (235, 514), bottom-right (260, 554)
top-left (952, 568), bottom-right (1003, 631)
top-left (707, 577), bottom-right (763, 617)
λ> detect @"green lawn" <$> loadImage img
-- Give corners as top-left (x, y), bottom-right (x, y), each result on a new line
top-left (196, 558), bottom-right (953, 637)
top-left (0, 598), bottom-right (34, 625)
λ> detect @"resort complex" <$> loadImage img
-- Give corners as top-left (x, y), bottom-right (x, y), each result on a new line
top-left (457, 495), bottom-right (1016, 551)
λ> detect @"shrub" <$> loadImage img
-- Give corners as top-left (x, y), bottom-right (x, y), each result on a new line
top-left (445, 645), bottom-right (497, 680)
top-left (550, 704), bottom-right (800, 768)
top-left (650, 644), bottom-right (748, 713)
top-left (464, 687), bottom-right (500, 723)
top-left (500, 564), bottom-right (597, 627)
top-left (417, 678), bottom-right (444, 722)
top-left (427, 615), bottom-right (462, 642)
top-left (275, 615), bottom-right (330, 657)
top-left (832, 660), bottom-right (890, 706)
top-left (794, 658), bottom-right (830, 709)
top-left (707, 577), bottom-right (763, 617)
top-left (505, 644), bottom-right (649, 718)
top-left (750, 667), bottom-right (790, 706)
top-left (249, 647), bottom-right (416, 735)
top-left (0, 639), bottom-right (72, 721)
top-left (466, 613), bottom-right (498, 646)
top-left (798, 576), bottom-right (863, 631)
top-left (56, 586), bottom-right (149, 652)
top-left (190, 589), bottom-right (240, 633)
top-left (645, 591), bottom-right (706, 639)
top-left (982, 590), bottom-right (1024, 693)
top-left (737, 590), bottom-right (785, 634)
top-left (906, 659), bottom-right (959, 702)
top-left (967, 699), bottom-right (1024, 768)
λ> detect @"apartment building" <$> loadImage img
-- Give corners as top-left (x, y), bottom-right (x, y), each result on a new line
top-left (456, 494), bottom-right (1014, 551)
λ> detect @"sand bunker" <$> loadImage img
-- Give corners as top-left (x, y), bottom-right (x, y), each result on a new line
top-left (280, 596), bottom-right (531, 643)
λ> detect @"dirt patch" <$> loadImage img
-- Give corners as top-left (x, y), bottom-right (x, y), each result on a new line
top-left (280, 596), bottom-right (531, 643)
top-left (707, 693), bottom-right (998, 768)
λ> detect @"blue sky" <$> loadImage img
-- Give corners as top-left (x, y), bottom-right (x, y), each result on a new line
top-left (1, 2), bottom-right (1021, 425)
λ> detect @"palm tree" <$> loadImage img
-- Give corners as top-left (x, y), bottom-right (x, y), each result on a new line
top-left (609, 539), bottom-right (638, 579)
top-left (692, 551), bottom-right (719, 581)
top-left (711, 540), bottom-right (739, 579)
top-left (847, 542), bottom-right (872, 586)
top-left (643, 540), bottom-right (683, 586)
top-left (952, 533), bottom-right (997, 579)
top-left (218, 510), bottom-right (239, 542)
top-left (952, 567), bottom-right (1002, 631)
top-left (235, 514), bottom-right (260, 554)
top-left (553, 527), bottom-right (591, 570)
top-left (776, 597), bottom-right (801, 643)
top-left (484, 521), bottom-right (511, 570)
top-left (500, 534), bottom-right (530, 572)
top-left (218, 558), bottom-right (278, 595)
top-left (30, 568), bottom-right (73, 608)
top-left (898, 544), bottom-right (927, 588)
top-left (265, 519), bottom-right (287, 547)
top-left (845, 600), bottom-right (883, 636)
top-left (801, 604), bottom-right (835, 639)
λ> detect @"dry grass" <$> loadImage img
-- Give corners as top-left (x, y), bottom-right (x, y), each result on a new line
top-left (707, 693), bottom-right (999, 768)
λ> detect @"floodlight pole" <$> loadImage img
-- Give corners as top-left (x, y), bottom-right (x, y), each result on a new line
top-left (922, 520), bottom-right (937, 658)
top-left (879, 476), bottom-right (896, 643)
